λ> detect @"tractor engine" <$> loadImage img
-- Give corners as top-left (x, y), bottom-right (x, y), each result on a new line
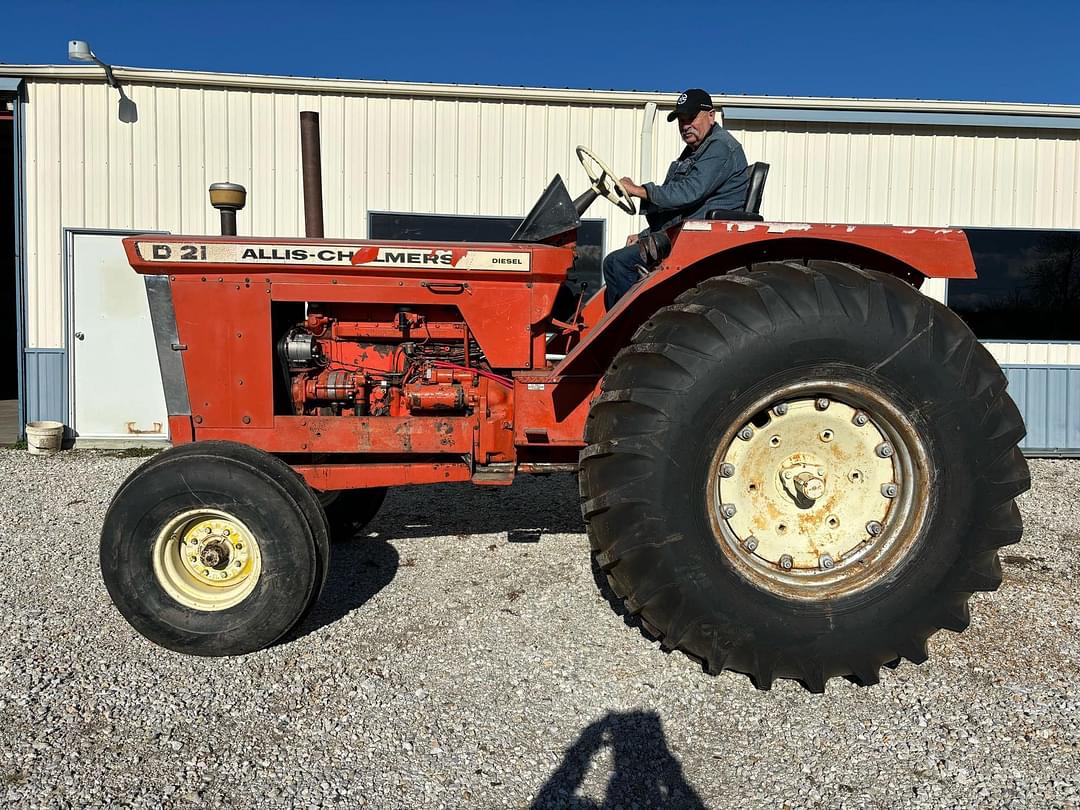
top-left (276, 305), bottom-right (504, 419)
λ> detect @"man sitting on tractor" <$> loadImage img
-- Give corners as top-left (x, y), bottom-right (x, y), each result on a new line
top-left (602, 88), bottom-right (751, 307)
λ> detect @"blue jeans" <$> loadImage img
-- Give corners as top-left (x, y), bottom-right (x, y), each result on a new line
top-left (602, 243), bottom-right (645, 309)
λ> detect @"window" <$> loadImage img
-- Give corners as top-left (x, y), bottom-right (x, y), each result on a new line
top-left (947, 228), bottom-right (1080, 340)
top-left (368, 212), bottom-right (606, 296)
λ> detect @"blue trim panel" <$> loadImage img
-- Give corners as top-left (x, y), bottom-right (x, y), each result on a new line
top-left (0, 79), bottom-right (22, 93)
top-left (24, 349), bottom-right (67, 425)
top-left (721, 106), bottom-right (1080, 131)
top-left (1003, 365), bottom-right (1080, 456)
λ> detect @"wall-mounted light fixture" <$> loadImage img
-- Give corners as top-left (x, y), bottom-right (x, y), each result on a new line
top-left (67, 40), bottom-right (138, 123)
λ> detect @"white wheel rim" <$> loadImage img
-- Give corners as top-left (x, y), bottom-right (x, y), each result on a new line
top-left (708, 380), bottom-right (931, 600)
top-left (152, 508), bottom-right (263, 611)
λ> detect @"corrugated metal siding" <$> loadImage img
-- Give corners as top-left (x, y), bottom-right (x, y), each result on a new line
top-left (18, 77), bottom-right (1080, 349)
top-left (23, 349), bottom-right (67, 425)
top-left (725, 121), bottom-right (1080, 229)
top-left (984, 342), bottom-right (1080, 365)
top-left (22, 80), bottom-right (669, 346)
top-left (1003, 365), bottom-right (1080, 454)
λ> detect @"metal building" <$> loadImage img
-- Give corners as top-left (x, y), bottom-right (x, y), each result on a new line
top-left (2, 65), bottom-right (1079, 451)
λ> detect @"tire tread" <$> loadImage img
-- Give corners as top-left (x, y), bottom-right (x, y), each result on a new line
top-left (580, 261), bottom-right (1030, 690)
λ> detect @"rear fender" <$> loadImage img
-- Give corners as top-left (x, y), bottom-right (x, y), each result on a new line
top-left (554, 223), bottom-right (975, 377)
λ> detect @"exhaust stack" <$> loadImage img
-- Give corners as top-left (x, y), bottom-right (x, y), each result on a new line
top-left (300, 111), bottom-right (325, 238)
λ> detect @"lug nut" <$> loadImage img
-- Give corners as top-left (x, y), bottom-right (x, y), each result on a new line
top-left (783, 470), bottom-right (793, 480)
top-left (189, 555), bottom-right (198, 563)
top-left (721, 503), bottom-right (737, 519)
top-left (223, 529), bottom-right (230, 536)
top-left (815, 398), bottom-right (830, 411)
top-left (737, 426), bottom-right (754, 441)
top-left (744, 536), bottom-right (758, 552)
top-left (235, 560), bottom-right (243, 568)
top-left (881, 483), bottom-right (898, 498)
top-left (876, 443), bottom-right (894, 458)
top-left (720, 463), bottom-right (735, 478)
top-left (773, 403), bottom-right (789, 416)
top-left (866, 521), bottom-right (883, 537)
top-left (779, 555), bottom-right (794, 570)
top-left (852, 411), bottom-right (869, 427)
top-left (820, 555), bottom-right (835, 570)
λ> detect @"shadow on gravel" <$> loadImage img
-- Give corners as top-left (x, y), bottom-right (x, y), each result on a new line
top-left (285, 538), bottom-right (400, 641)
top-left (365, 475), bottom-right (585, 542)
top-left (280, 474), bottom-right (584, 642)
top-left (532, 711), bottom-right (706, 809)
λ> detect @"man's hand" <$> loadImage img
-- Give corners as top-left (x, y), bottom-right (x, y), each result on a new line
top-left (620, 177), bottom-right (648, 199)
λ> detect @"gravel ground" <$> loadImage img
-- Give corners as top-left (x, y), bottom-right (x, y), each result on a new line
top-left (0, 449), bottom-right (1077, 809)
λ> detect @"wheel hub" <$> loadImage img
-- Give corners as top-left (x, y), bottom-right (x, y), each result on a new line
top-left (178, 518), bottom-right (252, 584)
top-left (199, 540), bottom-right (230, 569)
top-left (710, 386), bottom-right (927, 598)
top-left (153, 510), bottom-right (262, 610)
top-left (777, 451), bottom-right (828, 507)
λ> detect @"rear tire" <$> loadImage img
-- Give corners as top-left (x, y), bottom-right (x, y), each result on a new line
top-left (318, 487), bottom-right (389, 541)
top-left (101, 448), bottom-right (327, 656)
top-left (579, 260), bottom-right (1030, 690)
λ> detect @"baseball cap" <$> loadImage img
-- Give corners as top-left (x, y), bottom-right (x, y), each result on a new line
top-left (667, 88), bottom-right (713, 121)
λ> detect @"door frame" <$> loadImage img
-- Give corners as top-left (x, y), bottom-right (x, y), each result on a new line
top-left (64, 227), bottom-right (168, 446)
top-left (2, 78), bottom-right (24, 438)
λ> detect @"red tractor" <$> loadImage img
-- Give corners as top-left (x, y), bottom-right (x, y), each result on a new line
top-left (100, 142), bottom-right (1029, 691)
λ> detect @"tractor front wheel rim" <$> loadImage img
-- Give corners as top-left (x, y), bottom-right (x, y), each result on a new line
top-left (708, 380), bottom-right (930, 600)
top-left (152, 509), bottom-right (263, 611)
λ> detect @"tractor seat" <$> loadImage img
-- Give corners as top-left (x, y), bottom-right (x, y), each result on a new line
top-left (704, 162), bottom-right (769, 222)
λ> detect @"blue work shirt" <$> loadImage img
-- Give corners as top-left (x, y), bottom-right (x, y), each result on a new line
top-left (641, 124), bottom-right (750, 232)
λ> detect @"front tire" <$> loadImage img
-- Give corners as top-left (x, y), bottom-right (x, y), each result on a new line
top-left (579, 260), bottom-right (1030, 690)
top-left (101, 452), bottom-right (325, 656)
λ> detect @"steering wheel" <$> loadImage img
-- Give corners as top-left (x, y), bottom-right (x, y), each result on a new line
top-left (576, 146), bottom-right (637, 215)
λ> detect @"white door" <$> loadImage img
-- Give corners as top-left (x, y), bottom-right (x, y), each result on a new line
top-left (69, 231), bottom-right (169, 441)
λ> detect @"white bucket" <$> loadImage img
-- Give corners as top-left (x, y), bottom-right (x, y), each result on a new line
top-left (26, 421), bottom-right (64, 456)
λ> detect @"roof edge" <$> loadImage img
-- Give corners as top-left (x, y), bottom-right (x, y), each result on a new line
top-left (723, 105), bottom-right (1080, 131)
top-left (2, 64), bottom-right (1080, 117)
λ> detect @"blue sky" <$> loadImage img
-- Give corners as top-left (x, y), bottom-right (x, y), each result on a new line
top-left (3, 0), bottom-right (1079, 104)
